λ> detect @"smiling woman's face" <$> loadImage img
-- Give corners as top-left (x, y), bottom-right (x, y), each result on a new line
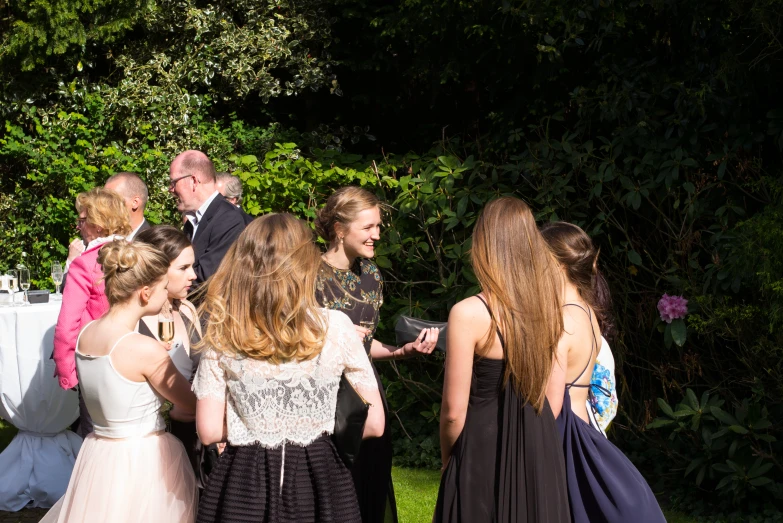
top-left (166, 246), bottom-right (197, 300)
top-left (339, 207), bottom-right (382, 260)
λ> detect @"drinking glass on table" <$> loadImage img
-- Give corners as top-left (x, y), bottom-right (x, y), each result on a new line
top-left (6, 270), bottom-right (17, 304)
top-left (17, 267), bottom-right (30, 306)
top-left (51, 262), bottom-right (64, 300)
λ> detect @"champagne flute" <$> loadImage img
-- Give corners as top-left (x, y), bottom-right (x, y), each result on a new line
top-left (158, 307), bottom-right (175, 343)
top-left (6, 270), bottom-right (17, 304)
top-left (359, 309), bottom-right (376, 343)
top-left (51, 262), bottom-right (64, 300)
top-left (18, 267), bottom-right (30, 306)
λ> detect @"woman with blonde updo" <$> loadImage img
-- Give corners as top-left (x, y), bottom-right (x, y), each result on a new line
top-left (53, 187), bottom-right (132, 437)
top-left (40, 241), bottom-right (197, 523)
top-left (314, 186), bottom-right (440, 523)
top-left (193, 214), bottom-right (383, 523)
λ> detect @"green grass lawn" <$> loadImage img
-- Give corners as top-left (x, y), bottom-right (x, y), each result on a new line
top-left (392, 467), bottom-right (701, 523)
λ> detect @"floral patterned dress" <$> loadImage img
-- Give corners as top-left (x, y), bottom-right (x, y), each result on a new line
top-left (315, 258), bottom-right (398, 523)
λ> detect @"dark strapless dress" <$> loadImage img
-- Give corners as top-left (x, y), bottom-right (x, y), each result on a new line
top-left (434, 356), bottom-right (571, 522)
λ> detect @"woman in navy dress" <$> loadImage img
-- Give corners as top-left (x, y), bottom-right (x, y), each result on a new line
top-left (542, 222), bottom-right (665, 523)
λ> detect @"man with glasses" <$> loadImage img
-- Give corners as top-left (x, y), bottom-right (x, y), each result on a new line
top-left (169, 150), bottom-right (246, 286)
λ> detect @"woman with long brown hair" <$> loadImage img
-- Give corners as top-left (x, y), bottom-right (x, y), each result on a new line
top-left (193, 214), bottom-right (384, 523)
top-left (314, 186), bottom-right (440, 523)
top-left (134, 225), bottom-right (208, 484)
top-left (434, 197), bottom-right (569, 522)
top-left (541, 222), bottom-right (665, 523)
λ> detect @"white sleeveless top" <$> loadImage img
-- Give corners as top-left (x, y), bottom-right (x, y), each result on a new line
top-left (76, 323), bottom-right (166, 438)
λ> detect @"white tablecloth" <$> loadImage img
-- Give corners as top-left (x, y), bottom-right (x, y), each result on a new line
top-left (0, 301), bottom-right (81, 511)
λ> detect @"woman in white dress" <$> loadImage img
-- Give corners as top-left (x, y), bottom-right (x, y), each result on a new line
top-left (40, 240), bottom-right (198, 523)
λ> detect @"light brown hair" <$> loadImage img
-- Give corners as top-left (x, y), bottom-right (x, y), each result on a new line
top-left (98, 240), bottom-right (170, 306)
top-left (540, 222), bottom-right (615, 341)
top-left (75, 187), bottom-right (132, 236)
top-left (471, 197), bottom-right (564, 413)
top-left (197, 213), bottom-right (326, 363)
top-left (314, 186), bottom-right (385, 243)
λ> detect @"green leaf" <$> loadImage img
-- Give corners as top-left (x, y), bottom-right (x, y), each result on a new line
top-left (657, 397), bottom-right (675, 418)
top-left (710, 407), bottom-right (739, 426)
top-left (749, 477), bottom-right (773, 486)
top-left (375, 256), bottom-right (392, 269)
top-left (627, 250), bottom-right (643, 266)
top-left (646, 419), bottom-right (675, 429)
top-left (664, 323), bottom-right (673, 349)
top-left (671, 318), bottom-right (687, 347)
top-left (728, 425), bottom-right (749, 434)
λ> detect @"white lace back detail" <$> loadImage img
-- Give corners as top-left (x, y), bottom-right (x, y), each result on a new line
top-left (193, 309), bottom-right (377, 448)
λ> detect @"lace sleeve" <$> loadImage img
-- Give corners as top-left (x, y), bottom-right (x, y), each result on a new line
top-left (192, 348), bottom-right (227, 401)
top-left (331, 311), bottom-right (378, 395)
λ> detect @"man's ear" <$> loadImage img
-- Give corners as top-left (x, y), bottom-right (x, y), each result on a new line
top-left (131, 196), bottom-right (141, 213)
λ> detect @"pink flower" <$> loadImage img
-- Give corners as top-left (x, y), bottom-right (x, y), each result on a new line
top-left (657, 294), bottom-right (688, 323)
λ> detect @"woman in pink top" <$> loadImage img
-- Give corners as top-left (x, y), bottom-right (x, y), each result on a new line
top-left (53, 187), bottom-right (131, 437)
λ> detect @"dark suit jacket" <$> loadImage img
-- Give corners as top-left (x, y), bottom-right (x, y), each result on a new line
top-left (240, 209), bottom-right (255, 226)
top-left (133, 218), bottom-right (151, 238)
top-left (184, 196), bottom-right (246, 285)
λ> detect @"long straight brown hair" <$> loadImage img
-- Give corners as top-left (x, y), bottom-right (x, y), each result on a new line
top-left (197, 213), bottom-right (326, 363)
top-left (471, 197), bottom-right (564, 413)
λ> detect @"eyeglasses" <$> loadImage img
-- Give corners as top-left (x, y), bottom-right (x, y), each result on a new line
top-left (169, 173), bottom-right (194, 188)
top-left (76, 216), bottom-right (87, 226)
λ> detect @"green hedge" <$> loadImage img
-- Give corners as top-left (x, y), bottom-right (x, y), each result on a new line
top-left (2, 89), bottom-right (782, 513)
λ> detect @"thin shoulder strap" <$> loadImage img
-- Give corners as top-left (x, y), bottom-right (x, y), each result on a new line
top-left (75, 320), bottom-right (98, 354)
top-left (563, 303), bottom-right (598, 388)
top-left (475, 295), bottom-right (505, 349)
top-left (108, 331), bottom-right (138, 355)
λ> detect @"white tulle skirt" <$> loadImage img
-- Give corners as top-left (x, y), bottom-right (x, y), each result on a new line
top-left (39, 431), bottom-right (197, 523)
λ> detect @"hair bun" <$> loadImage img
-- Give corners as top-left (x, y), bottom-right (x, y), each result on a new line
top-left (98, 240), bottom-right (138, 276)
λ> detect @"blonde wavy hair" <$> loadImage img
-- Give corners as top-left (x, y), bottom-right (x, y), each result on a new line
top-left (472, 197), bottom-right (564, 413)
top-left (76, 187), bottom-right (132, 236)
top-left (198, 213), bottom-right (326, 363)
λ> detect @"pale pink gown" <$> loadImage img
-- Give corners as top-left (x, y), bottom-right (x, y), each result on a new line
top-left (39, 325), bottom-right (197, 523)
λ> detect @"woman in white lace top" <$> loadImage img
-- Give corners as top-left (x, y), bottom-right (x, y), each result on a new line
top-left (192, 213), bottom-right (384, 523)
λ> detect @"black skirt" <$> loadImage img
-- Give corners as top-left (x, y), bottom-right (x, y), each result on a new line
top-left (434, 358), bottom-right (570, 523)
top-left (197, 435), bottom-right (362, 523)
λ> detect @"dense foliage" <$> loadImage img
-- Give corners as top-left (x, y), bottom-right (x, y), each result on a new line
top-left (2, 0), bottom-right (783, 517)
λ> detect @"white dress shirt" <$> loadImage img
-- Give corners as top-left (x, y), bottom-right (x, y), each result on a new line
top-left (186, 191), bottom-right (220, 239)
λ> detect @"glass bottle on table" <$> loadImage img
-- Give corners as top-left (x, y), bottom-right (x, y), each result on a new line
top-left (51, 262), bottom-right (64, 301)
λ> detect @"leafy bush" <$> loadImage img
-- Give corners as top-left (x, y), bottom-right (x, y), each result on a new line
top-left (649, 389), bottom-right (782, 511)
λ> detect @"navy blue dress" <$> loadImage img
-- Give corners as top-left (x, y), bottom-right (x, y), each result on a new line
top-left (556, 304), bottom-right (665, 523)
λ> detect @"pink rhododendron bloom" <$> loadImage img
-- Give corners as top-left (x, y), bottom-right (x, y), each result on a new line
top-left (657, 294), bottom-right (688, 323)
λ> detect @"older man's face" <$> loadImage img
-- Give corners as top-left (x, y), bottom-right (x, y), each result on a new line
top-left (169, 164), bottom-right (197, 212)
